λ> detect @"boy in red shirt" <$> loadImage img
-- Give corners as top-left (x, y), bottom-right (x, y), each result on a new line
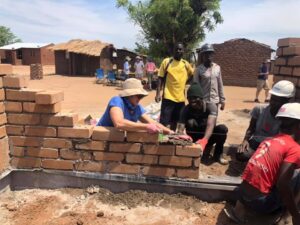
top-left (226, 103), bottom-right (300, 225)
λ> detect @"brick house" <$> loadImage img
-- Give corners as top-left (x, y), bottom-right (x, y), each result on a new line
top-left (0, 43), bottom-right (54, 65)
top-left (197, 38), bottom-right (274, 87)
top-left (51, 39), bottom-right (143, 76)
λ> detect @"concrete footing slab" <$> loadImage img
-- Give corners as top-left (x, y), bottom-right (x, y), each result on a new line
top-left (0, 169), bottom-right (240, 202)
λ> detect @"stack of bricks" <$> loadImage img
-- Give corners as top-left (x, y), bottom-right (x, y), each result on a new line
top-left (30, 64), bottom-right (43, 80)
top-left (273, 38), bottom-right (300, 101)
top-left (0, 65), bottom-right (12, 172)
top-left (3, 75), bottom-right (201, 179)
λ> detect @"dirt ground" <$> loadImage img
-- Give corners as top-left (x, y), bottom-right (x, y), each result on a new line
top-left (0, 187), bottom-right (236, 225)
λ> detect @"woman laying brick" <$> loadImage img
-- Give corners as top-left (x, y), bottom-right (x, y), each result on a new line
top-left (97, 78), bottom-right (173, 134)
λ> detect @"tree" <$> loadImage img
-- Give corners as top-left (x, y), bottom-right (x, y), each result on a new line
top-left (0, 26), bottom-right (22, 47)
top-left (117, 0), bottom-right (223, 60)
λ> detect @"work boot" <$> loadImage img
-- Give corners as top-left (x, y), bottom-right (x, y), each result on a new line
top-left (214, 155), bottom-right (229, 165)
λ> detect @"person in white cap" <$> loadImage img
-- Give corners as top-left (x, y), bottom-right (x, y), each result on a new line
top-left (237, 80), bottom-right (296, 162)
top-left (134, 56), bottom-right (144, 80)
top-left (97, 78), bottom-right (172, 134)
top-left (225, 102), bottom-right (300, 225)
top-left (123, 56), bottom-right (131, 79)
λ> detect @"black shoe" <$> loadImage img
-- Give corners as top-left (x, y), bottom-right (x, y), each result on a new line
top-left (254, 99), bottom-right (260, 103)
top-left (265, 99), bottom-right (270, 103)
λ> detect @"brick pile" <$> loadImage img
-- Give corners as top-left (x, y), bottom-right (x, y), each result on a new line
top-left (273, 38), bottom-right (300, 101)
top-left (3, 75), bottom-right (201, 179)
top-left (30, 64), bottom-right (43, 80)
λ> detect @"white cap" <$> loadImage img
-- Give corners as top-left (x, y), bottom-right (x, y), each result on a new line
top-left (269, 80), bottom-right (296, 98)
top-left (276, 103), bottom-right (300, 120)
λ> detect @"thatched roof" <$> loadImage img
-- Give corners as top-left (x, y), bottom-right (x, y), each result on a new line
top-left (50, 39), bottom-right (113, 56)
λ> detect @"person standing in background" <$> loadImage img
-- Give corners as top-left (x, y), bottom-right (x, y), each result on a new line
top-left (194, 44), bottom-right (226, 111)
top-left (254, 59), bottom-right (270, 103)
top-left (145, 57), bottom-right (157, 90)
top-left (123, 56), bottom-right (131, 79)
top-left (134, 56), bottom-right (145, 80)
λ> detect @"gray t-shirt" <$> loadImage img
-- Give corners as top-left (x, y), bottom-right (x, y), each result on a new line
top-left (250, 105), bottom-right (281, 143)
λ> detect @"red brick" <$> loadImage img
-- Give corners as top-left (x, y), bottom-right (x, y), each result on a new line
top-left (193, 158), bottom-right (200, 167)
top-left (3, 75), bottom-right (28, 89)
top-left (75, 141), bottom-right (105, 151)
top-left (143, 144), bottom-right (175, 155)
top-left (107, 162), bottom-right (139, 174)
top-left (176, 144), bottom-right (202, 157)
top-left (6, 125), bottom-right (24, 135)
top-left (60, 149), bottom-right (91, 160)
top-left (274, 57), bottom-right (286, 66)
top-left (272, 66), bottom-right (280, 75)
top-left (288, 56), bottom-right (300, 66)
top-left (283, 46), bottom-right (300, 56)
top-left (5, 89), bottom-right (42, 101)
top-left (0, 78), bottom-right (2, 88)
top-left (142, 166), bottom-right (175, 177)
top-left (75, 161), bottom-right (105, 172)
top-left (159, 156), bottom-right (192, 167)
top-left (7, 113), bottom-right (40, 125)
top-left (0, 88), bottom-right (4, 101)
top-left (0, 102), bottom-right (4, 113)
top-left (58, 126), bottom-right (93, 138)
top-left (0, 113), bottom-right (7, 125)
top-left (10, 146), bottom-right (25, 157)
top-left (279, 67), bottom-right (293, 75)
top-left (42, 159), bottom-right (74, 170)
top-left (0, 137), bottom-right (9, 171)
top-left (43, 138), bottom-right (72, 149)
top-left (23, 102), bottom-right (61, 114)
top-left (25, 126), bottom-right (56, 137)
top-left (11, 157), bottom-right (41, 169)
top-left (0, 125), bottom-right (7, 138)
top-left (126, 154), bottom-right (158, 165)
top-left (35, 90), bottom-right (64, 105)
top-left (278, 38), bottom-right (300, 47)
top-left (92, 126), bottom-right (125, 141)
top-left (26, 147), bottom-right (58, 158)
top-left (293, 68), bottom-right (300, 77)
top-left (10, 136), bottom-right (42, 147)
top-left (0, 64), bottom-right (12, 75)
top-left (127, 131), bottom-right (158, 143)
top-left (41, 112), bottom-right (79, 127)
top-left (276, 48), bottom-right (283, 57)
top-left (94, 152), bottom-right (124, 161)
top-left (177, 169), bottom-right (199, 179)
top-left (109, 143), bottom-right (141, 153)
top-left (4, 101), bottom-right (22, 112)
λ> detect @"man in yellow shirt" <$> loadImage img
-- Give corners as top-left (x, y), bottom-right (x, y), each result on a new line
top-left (155, 43), bottom-right (194, 130)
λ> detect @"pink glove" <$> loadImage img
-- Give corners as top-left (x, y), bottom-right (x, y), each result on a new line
top-left (146, 123), bottom-right (160, 134)
top-left (177, 135), bottom-right (193, 141)
top-left (196, 138), bottom-right (208, 151)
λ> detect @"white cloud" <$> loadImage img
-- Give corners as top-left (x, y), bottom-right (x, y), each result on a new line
top-left (204, 0), bottom-right (300, 49)
top-left (0, 0), bottom-right (139, 49)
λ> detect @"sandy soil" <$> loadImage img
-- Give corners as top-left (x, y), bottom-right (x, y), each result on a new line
top-left (12, 65), bottom-right (55, 76)
top-left (0, 188), bottom-right (235, 225)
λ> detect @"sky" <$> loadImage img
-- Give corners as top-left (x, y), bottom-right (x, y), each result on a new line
top-left (1, 0), bottom-right (300, 50)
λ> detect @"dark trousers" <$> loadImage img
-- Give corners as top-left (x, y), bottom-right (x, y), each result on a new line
top-left (160, 99), bottom-right (185, 130)
top-left (186, 119), bottom-right (228, 159)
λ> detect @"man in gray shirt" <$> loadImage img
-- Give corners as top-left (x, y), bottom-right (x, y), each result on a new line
top-left (194, 44), bottom-right (226, 110)
top-left (236, 80), bottom-right (295, 162)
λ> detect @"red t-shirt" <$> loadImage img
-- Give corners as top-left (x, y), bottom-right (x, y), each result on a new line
top-left (242, 134), bottom-right (300, 194)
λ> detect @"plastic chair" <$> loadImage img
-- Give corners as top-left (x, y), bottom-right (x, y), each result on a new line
top-left (106, 71), bottom-right (117, 85)
top-left (95, 68), bottom-right (105, 84)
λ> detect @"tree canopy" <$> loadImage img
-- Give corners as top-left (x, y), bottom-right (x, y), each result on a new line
top-left (0, 26), bottom-right (22, 47)
top-left (117, 0), bottom-right (223, 60)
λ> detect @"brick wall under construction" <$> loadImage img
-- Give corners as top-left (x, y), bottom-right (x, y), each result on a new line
top-left (0, 74), bottom-right (201, 179)
top-left (273, 38), bottom-right (300, 102)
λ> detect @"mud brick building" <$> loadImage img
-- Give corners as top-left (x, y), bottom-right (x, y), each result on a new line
top-left (197, 38), bottom-right (274, 87)
top-left (273, 38), bottom-right (300, 102)
top-left (51, 39), bottom-right (143, 76)
top-left (0, 43), bottom-right (54, 65)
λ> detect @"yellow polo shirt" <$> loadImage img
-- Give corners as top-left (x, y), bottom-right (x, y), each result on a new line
top-left (158, 58), bottom-right (194, 102)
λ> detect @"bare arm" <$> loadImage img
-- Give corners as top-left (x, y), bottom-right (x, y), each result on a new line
top-left (277, 163), bottom-right (300, 220)
top-left (203, 116), bottom-right (216, 140)
top-left (238, 117), bottom-right (257, 153)
top-left (139, 114), bottom-right (173, 134)
top-left (110, 107), bottom-right (148, 132)
top-left (155, 77), bottom-right (163, 102)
